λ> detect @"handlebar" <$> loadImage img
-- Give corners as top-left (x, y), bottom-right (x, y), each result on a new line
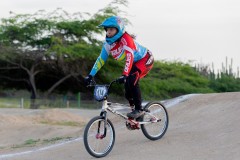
top-left (87, 79), bottom-right (117, 89)
top-left (86, 79), bottom-right (120, 101)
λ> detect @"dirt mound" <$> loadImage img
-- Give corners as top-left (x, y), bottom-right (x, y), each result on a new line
top-left (0, 108), bottom-right (88, 150)
top-left (0, 109), bottom-right (86, 126)
top-left (33, 109), bottom-right (86, 124)
top-left (0, 114), bottom-right (32, 125)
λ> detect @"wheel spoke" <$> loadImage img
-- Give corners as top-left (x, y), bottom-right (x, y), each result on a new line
top-left (141, 103), bottom-right (169, 140)
top-left (84, 117), bottom-right (115, 158)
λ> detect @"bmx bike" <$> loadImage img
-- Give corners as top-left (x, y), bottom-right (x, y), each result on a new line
top-left (83, 79), bottom-right (169, 158)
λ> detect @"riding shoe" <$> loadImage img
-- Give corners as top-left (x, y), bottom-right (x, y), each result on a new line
top-left (127, 110), bottom-right (144, 119)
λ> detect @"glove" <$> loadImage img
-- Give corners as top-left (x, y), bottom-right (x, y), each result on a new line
top-left (84, 75), bottom-right (93, 86)
top-left (116, 75), bottom-right (127, 84)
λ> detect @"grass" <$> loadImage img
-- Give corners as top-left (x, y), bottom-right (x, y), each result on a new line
top-left (11, 137), bottom-right (72, 149)
top-left (12, 139), bottom-right (41, 148)
top-left (0, 98), bottom-right (22, 108)
top-left (42, 137), bottom-right (72, 144)
top-left (40, 120), bottom-right (85, 127)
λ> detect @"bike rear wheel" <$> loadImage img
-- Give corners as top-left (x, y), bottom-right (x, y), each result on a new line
top-left (141, 102), bottom-right (169, 140)
top-left (83, 116), bottom-right (115, 158)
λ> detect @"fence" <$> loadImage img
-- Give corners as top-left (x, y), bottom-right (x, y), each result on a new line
top-left (0, 97), bottom-right (101, 109)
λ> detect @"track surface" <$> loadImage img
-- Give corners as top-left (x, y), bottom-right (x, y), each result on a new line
top-left (1, 92), bottom-right (240, 160)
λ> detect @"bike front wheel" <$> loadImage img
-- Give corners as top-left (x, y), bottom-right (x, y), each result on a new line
top-left (141, 102), bottom-right (169, 140)
top-left (83, 116), bottom-right (115, 158)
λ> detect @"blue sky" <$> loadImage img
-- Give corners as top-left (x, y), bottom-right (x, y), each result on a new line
top-left (1, 0), bottom-right (240, 74)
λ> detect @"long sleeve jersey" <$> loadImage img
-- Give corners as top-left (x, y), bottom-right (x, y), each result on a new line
top-left (89, 32), bottom-right (148, 76)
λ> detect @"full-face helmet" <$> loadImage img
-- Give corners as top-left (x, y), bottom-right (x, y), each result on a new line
top-left (99, 16), bottom-right (125, 44)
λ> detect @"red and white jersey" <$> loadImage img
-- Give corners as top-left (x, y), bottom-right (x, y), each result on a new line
top-left (90, 32), bottom-right (148, 76)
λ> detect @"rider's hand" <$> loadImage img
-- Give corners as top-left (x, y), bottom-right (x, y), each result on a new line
top-left (116, 75), bottom-right (127, 84)
top-left (84, 75), bottom-right (93, 86)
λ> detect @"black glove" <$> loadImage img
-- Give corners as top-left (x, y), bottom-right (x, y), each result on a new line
top-left (116, 75), bottom-right (127, 84)
top-left (84, 75), bottom-right (93, 86)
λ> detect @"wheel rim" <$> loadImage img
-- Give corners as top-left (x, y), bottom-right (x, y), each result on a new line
top-left (86, 119), bottom-right (114, 155)
top-left (143, 103), bottom-right (168, 138)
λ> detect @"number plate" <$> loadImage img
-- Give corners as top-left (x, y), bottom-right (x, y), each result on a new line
top-left (94, 85), bottom-right (108, 101)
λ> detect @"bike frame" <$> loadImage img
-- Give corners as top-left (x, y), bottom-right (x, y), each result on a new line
top-left (99, 99), bottom-right (161, 138)
top-left (89, 80), bottom-right (160, 138)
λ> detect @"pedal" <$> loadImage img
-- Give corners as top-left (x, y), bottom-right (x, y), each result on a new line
top-left (126, 118), bottom-right (140, 130)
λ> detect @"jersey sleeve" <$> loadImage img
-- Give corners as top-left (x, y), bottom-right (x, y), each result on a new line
top-left (121, 34), bottom-right (136, 76)
top-left (89, 45), bottom-right (109, 76)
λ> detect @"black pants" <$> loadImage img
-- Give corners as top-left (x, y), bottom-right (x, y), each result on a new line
top-left (124, 51), bottom-right (154, 110)
top-left (124, 66), bottom-right (142, 110)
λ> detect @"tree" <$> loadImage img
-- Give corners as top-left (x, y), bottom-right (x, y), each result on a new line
top-left (0, 0), bottom-right (129, 108)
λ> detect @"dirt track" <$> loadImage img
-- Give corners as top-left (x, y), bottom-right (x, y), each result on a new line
top-left (0, 92), bottom-right (240, 160)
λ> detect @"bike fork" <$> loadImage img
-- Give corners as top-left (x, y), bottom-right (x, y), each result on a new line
top-left (96, 111), bottom-right (108, 139)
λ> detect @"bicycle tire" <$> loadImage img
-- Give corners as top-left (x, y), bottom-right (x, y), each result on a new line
top-left (83, 116), bottom-right (115, 158)
top-left (141, 102), bottom-right (169, 140)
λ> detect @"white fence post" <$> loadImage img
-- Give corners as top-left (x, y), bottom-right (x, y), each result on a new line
top-left (21, 98), bottom-right (24, 109)
top-left (67, 100), bottom-right (69, 108)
